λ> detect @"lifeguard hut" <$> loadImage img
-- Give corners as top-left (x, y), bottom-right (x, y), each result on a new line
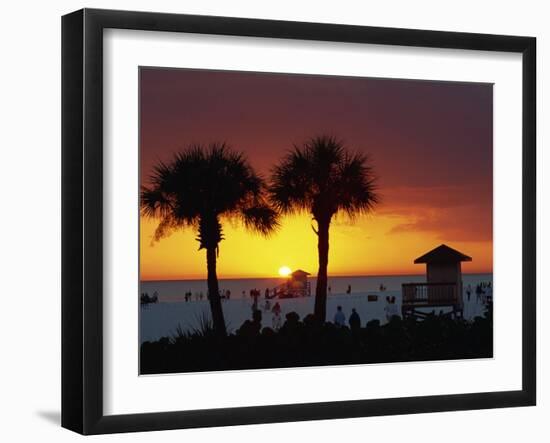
top-left (402, 244), bottom-right (471, 319)
top-left (277, 269), bottom-right (311, 298)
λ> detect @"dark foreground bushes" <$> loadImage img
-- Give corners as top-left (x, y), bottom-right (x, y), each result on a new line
top-left (140, 304), bottom-right (493, 374)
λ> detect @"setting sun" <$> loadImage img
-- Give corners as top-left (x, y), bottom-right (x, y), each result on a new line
top-left (278, 266), bottom-right (292, 277)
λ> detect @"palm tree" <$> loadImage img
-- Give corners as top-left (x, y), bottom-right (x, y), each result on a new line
top-left (270, 136), bottom-right (379, 322)
top-left (141, 143), bottom-right (279, 337)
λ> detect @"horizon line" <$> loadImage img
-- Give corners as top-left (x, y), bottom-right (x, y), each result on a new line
top-left (140, 270), bottom-right (493, 282)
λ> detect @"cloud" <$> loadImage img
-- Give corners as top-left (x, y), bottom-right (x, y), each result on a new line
top-left (380, 184), bottom-right (490, 211)
top-left (381, 184), bottom-right (492, 242)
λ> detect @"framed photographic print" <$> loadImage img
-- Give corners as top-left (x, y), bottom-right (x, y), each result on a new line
top-left (62, 8), bottom-right (536, 435)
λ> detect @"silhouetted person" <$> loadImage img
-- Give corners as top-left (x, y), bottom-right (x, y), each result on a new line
top-left (265, 288), bottom-right (270, 299)
top-left (334, 305), bottom-right (346, 326)
top-left (346, 285), bottom-right (352, 295)
top-left (349, 308), bottom-right (361, 332)
top-left (466, 284), bottom-right (472, 301)
top-left (272, 310), bottom-right (282, 330)
top-left (272, 302), bottom-right (281, 316)
top-left (385, 296), bottom-right (398, 322)
top-left (476, 284), bottom-right (483, 302)
top-left (251, 289), bottom-right (259, 310)
top-left (252, 308), bottom-right (262, 324)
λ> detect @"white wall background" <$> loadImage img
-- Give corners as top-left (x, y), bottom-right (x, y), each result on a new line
top-left (0, 1), bottom-right (546, 442)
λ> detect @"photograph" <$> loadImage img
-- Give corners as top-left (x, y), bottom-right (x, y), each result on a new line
top-left (138, 67), bottom-right (494, 375)
top-left (0, 0), bottom-right (543, 439)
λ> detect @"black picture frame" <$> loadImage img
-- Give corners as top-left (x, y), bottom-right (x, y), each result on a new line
top-left (62, 8), bottom-right (536, 435)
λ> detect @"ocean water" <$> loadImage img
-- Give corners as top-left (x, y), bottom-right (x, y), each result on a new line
top-left (141, 273), bottom-right (492, 302)
top-left (140, 274), bottom-right (492, 343)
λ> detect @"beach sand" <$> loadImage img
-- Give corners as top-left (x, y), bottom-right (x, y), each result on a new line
top-left (140, 286), bottom-right (490, 344)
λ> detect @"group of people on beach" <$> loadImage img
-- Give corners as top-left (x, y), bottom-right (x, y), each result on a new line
top-left (172, 289), bottom-right (230, 302)
top-left (183, 291), bottom-right (205, 302)
top-left (332, 296), bottom-right (399, 330)
top-left (140, 291), bottom-right (159, 306)
top-left (249, 288), bottom-right (262, 310)
top-left (465, 281), bottom-right (493, 303)
top-left (328, 284), bottom-right (353, 295)
top-left (333, 306), bottom-right (362, 330)
top-left (246, 289), bottom-right (284, 329)
top-left (180, 288), bottom-right (238, 302)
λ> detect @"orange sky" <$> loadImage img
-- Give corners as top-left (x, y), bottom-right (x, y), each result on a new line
top-left (140, 212), bottom-right (492, 280)
top-left (139, 68), bottom-right (493, 280)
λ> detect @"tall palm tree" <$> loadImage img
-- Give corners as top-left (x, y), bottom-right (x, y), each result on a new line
top-left (141, 143), bottom-right (279, 337)
top-left (270, 136), bottom-right (379, 322)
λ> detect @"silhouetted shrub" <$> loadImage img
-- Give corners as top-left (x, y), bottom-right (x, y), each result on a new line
top-left (140, 308), bottom-right (493, 374)
top-left (285, 311), bottom-right (300, 324)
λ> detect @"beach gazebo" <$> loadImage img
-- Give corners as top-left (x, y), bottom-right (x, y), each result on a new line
top-left (278, 269), bottom-right (311, 298)
top-left (402, 244), bottom-right (472, 319)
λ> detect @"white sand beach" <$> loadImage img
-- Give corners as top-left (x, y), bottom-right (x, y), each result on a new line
top-left (140, 274), bottom-right (492, 343)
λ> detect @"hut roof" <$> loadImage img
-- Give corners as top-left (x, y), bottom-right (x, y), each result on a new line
top-left (291, 269), bottom-right (311, 277)
top-left (414, 244), bottom-right (472, 264)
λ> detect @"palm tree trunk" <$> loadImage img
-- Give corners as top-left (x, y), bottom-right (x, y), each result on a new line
top-left (206, 245), bottom-right (227, 337)
top-left (314, 217), bottom-right (330, 322)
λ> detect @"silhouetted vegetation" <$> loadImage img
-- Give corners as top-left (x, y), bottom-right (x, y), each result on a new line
top-left (140, 303), bottom-right (493, 374)
top-left (140, 143), bottom-right (279, 337)
top-left (269, 136), bottom-right (379, 322)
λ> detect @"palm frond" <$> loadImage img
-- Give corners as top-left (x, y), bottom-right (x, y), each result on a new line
top-left (140, 186), bottom-right (173, 219)
top-left (141, 141), bottom-right (276, 246)
top-left (241, 203), bottom-right (280, 236)
top-left (269, 146), bottom-right (313, 214)
top-left (151, 214), bottom-right (184, 243)
top-left (269, 135), bottom-right (380, 221)
top-left (335, 151), bottom-right (380, 220)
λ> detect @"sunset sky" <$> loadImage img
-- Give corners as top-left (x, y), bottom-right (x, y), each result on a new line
top-left (140, 68), bottom-right (493, 280)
